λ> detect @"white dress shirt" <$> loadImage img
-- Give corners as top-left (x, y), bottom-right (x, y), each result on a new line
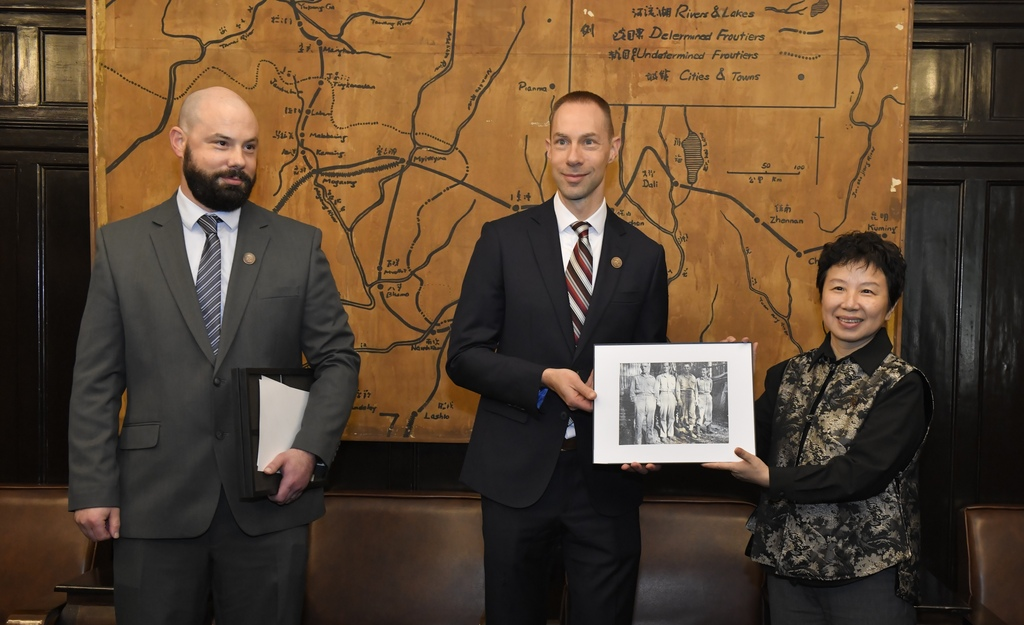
top-left (177, 188), bottom-right (240, 315)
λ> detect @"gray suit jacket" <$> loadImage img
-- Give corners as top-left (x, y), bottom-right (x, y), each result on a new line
top-left (68, 197), bottom-right (360, 538)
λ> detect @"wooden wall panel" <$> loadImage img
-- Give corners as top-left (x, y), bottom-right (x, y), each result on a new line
top-left (903, 181), bottom-right (962, 581)
top-left (904, 0), bottom-right (1024, 595)
top-left (0, 0), bottom-right (89, 483)
top-left (41, 30), bottom-right (87, 104)
top-left (0, 29), bottom-right (14, 103)
top-left (992, 46), bottom-right (1024, 119)
top-left (0, 163), bottom-right (19, 481)
top-left (39, 165), bottom-right (92, 480)
top-left (909, 46), bottom-right (968, 120)
top-left (978, 183), bottom-right (1024, 503)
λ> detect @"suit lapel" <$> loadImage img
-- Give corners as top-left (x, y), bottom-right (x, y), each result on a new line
top-left (576, 211), bottom-right (628, 349)
top-left (149, 198), bottom-right (217, 364)
top-left (218, 202), bottom-right (269, 369)
top-left (528, 201), bottom-right (576, 354)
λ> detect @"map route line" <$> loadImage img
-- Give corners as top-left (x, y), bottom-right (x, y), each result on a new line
top-left (104, 0), bottom-right (273, 173)
top-left (406, 161), bottom-right (512, 208)
top-left (399, 330), bottom-right (454, 438)
top-left (523, 132), bottom-right (549, 203)
top-left (723, 211), bottom-right (802, 353)
top-left (759, 221), bottom-right (802, 254)
top-left (412, 4), bottom-right (527, 156)
top-left (375, 159), bottom-right (412, 280)
top-left (391, 196), bottom-right (474, 327)
top-left (654, 105), bottom-right (695, 210)
top-left (821, 35), bottom-right (904, 233)
top-left (410, 0), bottom-right (459, 146)
top-left (378, 281), bottom-right (425, 334)
top-left (349, 184), bottom-right (471, 330)
top-left (766, 1), bottom-right (809, 16)
top-left (272, 157), bottom-right (405, 213)
top-left (674, 182), bottom-right (802, 253)
top-left (331, 0), bottom-right (425, 51)
top-left (698, 285), bottom-right (720, 343)
top-left (357, 301), bottom-right (457, 355)
top-left (614, 140), bottom-right (685, 282)
top-left (287, 0), bottom-right (425, 59)
top-left (618, 144), bottom-right (677, 238)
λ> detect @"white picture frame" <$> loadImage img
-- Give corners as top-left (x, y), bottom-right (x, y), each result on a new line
top-left (592, 342), bottom-right (755, 464)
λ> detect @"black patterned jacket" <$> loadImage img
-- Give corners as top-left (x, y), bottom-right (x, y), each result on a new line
top-left (747, 330), bottom-right (932, 600)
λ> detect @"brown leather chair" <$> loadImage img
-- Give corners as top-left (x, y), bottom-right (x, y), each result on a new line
top-left (959, 504), bottom-right (1024, 625)
top-left (0, 485), bottom-right (95, 625)
top-left (304, 491), bottom-right (485, 625)
top-left (632, 496), bottom-right (763, 625)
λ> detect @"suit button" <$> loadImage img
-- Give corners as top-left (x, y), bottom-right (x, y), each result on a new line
top-left (216, 431), bottom-right (225, 440)
top-left (213, 377), bottom-right (222, 387)
top-left (561, 412), bottom-right (569, 421)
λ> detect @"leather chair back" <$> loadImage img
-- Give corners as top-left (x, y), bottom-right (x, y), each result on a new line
top-left (634, 496), bottom-right (763, 625)
top-left (0, 485), bottom-right (95, 621)
top-left (304, 491), bottom-right (484, 625)
top-left (960, 504), bottom-right (1024, 625)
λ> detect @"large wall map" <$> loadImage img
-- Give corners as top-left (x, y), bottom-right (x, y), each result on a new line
top-left (91, 0), bottom-right (912, 441)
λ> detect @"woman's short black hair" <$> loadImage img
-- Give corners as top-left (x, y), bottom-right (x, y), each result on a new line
top-left (815, 231), bottom-right (906, 308)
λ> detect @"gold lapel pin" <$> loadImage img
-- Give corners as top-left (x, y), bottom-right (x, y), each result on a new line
top-left (243, 252), bottom-right (256, 265)
top-left (611, 256), bottom-right (623, 269)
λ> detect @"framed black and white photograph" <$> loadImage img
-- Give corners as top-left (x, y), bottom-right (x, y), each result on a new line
top-left (592, 342), bottom-right (755, 464)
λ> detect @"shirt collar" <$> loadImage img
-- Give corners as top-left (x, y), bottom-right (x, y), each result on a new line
top-left (811, 328), bottom-right (893, 375)
top-left (553, 193), bottom-right (607, 235)
top-left (176, 187), bottom-right (241, 231)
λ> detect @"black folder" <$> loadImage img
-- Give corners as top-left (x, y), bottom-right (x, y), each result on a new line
top-left (236, 367), bottom-right (324, 500)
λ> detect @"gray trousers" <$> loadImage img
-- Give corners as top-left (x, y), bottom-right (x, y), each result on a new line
top-left (113, 490), bottom-right (309, 625)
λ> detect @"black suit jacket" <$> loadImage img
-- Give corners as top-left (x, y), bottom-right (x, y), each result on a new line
top-left (446, 200), bottom-right (669, 515)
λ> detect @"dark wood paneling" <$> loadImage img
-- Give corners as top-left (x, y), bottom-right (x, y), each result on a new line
top-left (0, 29), bottom-right (14, 103)
top-left (911, 3), bottom-right (1024, 138)
top-left (0, 0), bottom-right (89, 485)
top-left (992, 46), bottom-right (1024, 119)
top-left (978, 184), bottom-right (1024, 502)
top-left (909, 46), bottom-right (968, 120)
top-left (40, 164), bottom-right (91, 480)
top-left (0, 1), bottom-right (86, 124)
top-left (0, 163), bottom-right (19, 482)
top-left (0, 152), bottom-right (90, 483)
top-left (903, 181), bottom-right (963, 586)
top-left (40, 30), bottom-right (86, 105)
top-left (906, 0), bottom-right (1024, 594)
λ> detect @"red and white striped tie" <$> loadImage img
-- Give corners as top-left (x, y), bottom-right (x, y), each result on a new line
top-left (566, 221), bottom-right (593, 343)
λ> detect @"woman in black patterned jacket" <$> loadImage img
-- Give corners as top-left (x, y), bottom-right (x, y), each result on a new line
top-left (705, 231), bottom-right (933, 625)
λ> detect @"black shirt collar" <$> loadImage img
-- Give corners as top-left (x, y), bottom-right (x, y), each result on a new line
top-left (811, 328), bottom-right (893, 375)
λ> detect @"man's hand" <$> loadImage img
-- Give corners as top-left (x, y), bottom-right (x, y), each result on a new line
top-left (542, 368), bottom-right (597, 412)
top-left (621, 462), bottom-right (661, 474)
top-left (74, 507), bottom-right (121, 541)
top-left (702, 447), bottom-right (769, 488)
top-left (264, 448), bottom-right (316, 505)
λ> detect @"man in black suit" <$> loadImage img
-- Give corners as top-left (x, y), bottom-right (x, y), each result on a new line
top-left (446, 91), bottom-right (669, 625)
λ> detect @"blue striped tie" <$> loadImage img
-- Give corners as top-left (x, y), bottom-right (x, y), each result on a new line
top-left (196, 214), bottom-right (223, 355)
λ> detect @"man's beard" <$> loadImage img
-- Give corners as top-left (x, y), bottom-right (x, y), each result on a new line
top-left (183, 146), bottom-right (256, 212)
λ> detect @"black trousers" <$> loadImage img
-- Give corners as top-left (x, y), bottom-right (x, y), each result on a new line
top-left (480, 450), bottom-right (641, 625)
